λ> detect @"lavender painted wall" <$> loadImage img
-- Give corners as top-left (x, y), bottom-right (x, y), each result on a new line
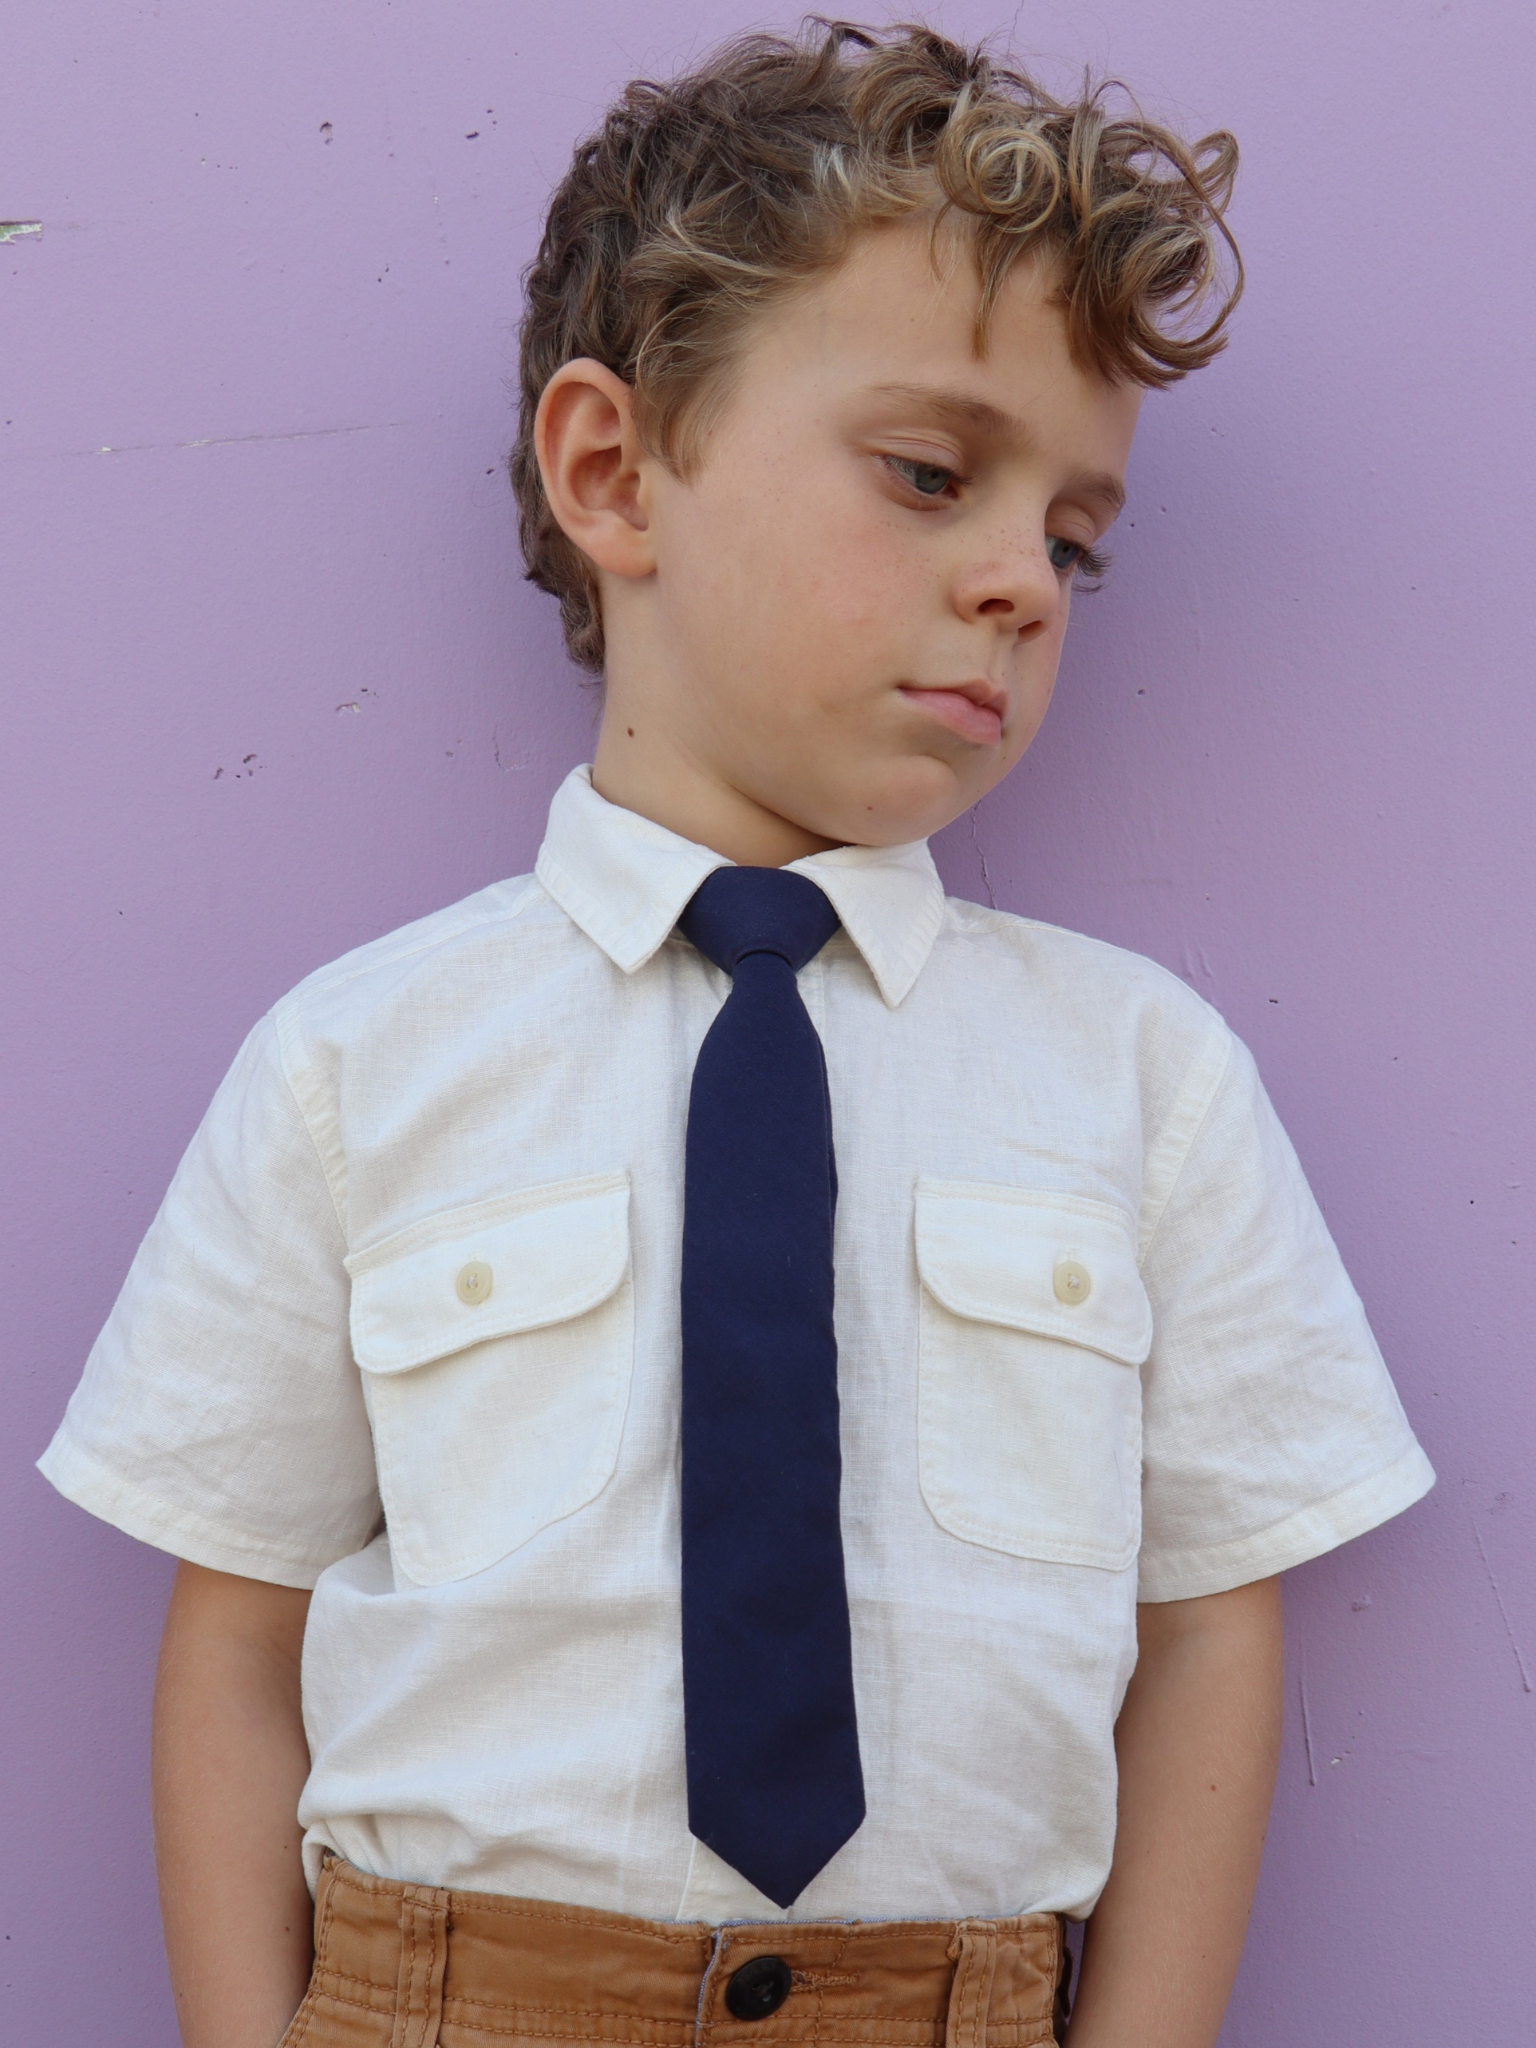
top-left (3, 2), bottom-right (1530, 2037)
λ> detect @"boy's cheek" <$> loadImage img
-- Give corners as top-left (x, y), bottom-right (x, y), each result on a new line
top-left (783, 514), bottom-right (930, 645)
top-left (701, 527), bottom-right (920, 669)
top-left (688, 452), bottom-right (920, 620)
top-left (658, 472), bottom-right (939, 705)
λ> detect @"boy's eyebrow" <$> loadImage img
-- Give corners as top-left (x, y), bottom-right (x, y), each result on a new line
top-left (867, 381), bottom-right (1127, 514)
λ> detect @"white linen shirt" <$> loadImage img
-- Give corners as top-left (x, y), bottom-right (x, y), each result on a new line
top-left (40, 765), bottom-right (1434, 1924)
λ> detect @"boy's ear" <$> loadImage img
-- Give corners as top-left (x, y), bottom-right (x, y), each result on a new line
top-left (533, 360), bottom-right (656, 581)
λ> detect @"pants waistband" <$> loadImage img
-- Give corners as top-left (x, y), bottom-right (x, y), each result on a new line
top-left (280, 1855), bottom-right (1069, 2048)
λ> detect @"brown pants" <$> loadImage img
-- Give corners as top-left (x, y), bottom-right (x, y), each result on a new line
top-left (279, 1855), bottom-right (1069, 2048)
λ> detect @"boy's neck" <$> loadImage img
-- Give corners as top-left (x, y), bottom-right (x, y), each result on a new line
top-left (590, 702), bottom-right (841, 870)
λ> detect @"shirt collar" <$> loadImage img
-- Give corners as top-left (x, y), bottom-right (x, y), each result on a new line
top-left (534, 765), bottom-right (946, 1008)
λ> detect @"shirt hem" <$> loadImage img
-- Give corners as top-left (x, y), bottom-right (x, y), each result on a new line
top-left (36, 1428), bottom-right (341, 1590)
top-left (1134, 1439), bottom-right (1436, 1602)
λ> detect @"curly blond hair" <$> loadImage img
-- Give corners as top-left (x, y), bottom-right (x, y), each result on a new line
top-left (511, 18), bottom-right (1241, 673)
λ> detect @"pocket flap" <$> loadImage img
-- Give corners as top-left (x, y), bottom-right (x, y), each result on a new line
top-left (346, 1172), bottom-right (631, 1376)
top-left (915, 1179), bottom-right (1152, 1366)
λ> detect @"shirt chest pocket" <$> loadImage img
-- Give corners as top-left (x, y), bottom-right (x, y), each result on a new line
top-left (915, 1179), bottom-right (1152, 1572)
top-left (345, 1172), bottom-right (634, 1586)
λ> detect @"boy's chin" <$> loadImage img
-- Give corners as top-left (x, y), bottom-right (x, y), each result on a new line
top-left (805, 763), bottom-right (986, 850)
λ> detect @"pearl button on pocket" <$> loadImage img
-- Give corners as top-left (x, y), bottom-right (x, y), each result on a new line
top-left (455, 1259), bottom-right (493, 1306)
top-left (1052, 1259), bottom-right (1091, 1306)
top-left (915, 1181), bottom-right (1150, 1570)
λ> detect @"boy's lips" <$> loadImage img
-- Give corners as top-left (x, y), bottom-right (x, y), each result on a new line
top-left (897, 681), bottom-right (1007, 746)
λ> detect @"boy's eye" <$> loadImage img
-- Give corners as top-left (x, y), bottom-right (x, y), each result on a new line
top-left (1047, 535), bottom-right (1086, 572)
top-left (889, 457), bottom-right (958, 498)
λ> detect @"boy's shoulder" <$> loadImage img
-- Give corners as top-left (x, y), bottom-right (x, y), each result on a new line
top-left (939, 892), bottom-right (1227, 1031)
top-left (272, 869), bottom-right (550, 1034)
top-left (934, 894), bottom-right (1236, 1116)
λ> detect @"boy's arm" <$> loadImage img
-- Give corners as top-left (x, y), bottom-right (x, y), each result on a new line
top-left (1066, 1576), bottom-right (1283, 2048)
top-left (152, 1561), bottom-right (316, 2048)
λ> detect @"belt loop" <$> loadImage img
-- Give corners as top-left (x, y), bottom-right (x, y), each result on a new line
top-left (946, 1920), bottom-right (999, 2048)
top-left (390, 1882), bottom-right (451, 2048)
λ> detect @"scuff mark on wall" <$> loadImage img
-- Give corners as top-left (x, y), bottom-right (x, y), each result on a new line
top-left (85, 422), bottom-right (408, 458)
top-left (492, 725), bottom-right (532, 773)
top-left (1473, 1522), bottom-right (1533, 1693)
top-left (1298, 1662), bottom-right (1318, 1786)
top-left (0, 220), bottom-right (43, 244)
top-left (180, 424), bottom-right (402, 450)
top-left (1179, 940), bottom-right (1216, 989)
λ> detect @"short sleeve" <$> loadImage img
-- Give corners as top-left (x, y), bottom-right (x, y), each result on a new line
top-left (37, 1011), bottom-right (380, 1588)
top-left (1136, 1030), bottom-right (1435, 1602)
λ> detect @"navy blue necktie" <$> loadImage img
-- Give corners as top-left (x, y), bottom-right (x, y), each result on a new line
top-left (677, 865), bottom-right (865, 1909)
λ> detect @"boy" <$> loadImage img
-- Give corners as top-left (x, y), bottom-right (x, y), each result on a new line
top-left (40, 22), bottom-right (1434, 2048)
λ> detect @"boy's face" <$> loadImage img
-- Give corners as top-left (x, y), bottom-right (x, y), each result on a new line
top-left (552, 219), bottom-right (1143, 861)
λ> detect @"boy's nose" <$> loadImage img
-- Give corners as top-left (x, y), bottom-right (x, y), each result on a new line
top-left (953, 547), bottom-right (1059, 635)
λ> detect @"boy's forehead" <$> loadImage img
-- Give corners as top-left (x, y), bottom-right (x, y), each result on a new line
top-left (756, 222), bottom-right (1140, 458)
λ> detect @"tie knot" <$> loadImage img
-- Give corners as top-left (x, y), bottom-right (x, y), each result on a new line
top-left (679, 866), bottom-right (840, 976)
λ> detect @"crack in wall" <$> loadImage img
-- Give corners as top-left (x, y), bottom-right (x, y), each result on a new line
top-left (968, 806), bottom-right (998, 909)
